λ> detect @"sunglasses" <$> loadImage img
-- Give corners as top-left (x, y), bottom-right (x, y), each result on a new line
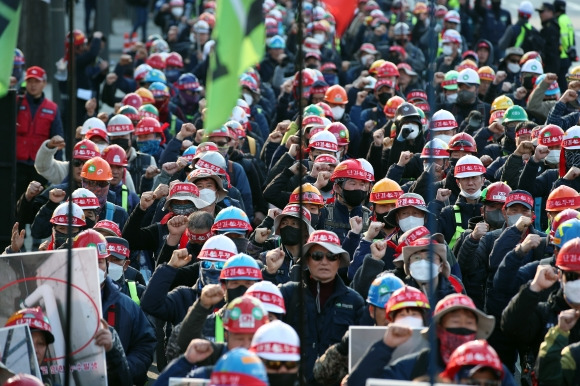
top-left (262, 359), bottom-right (299, 370)
top-left (201, 260), bottom-right (225, 270)
top-left (307, 251), bottom-right (339, 262)
top-left (215, 141), bottom-right (229, 147)
top-left (73, 159), bottom-right (86, 167)
top-left (83, 179), bottom-right (110, 188)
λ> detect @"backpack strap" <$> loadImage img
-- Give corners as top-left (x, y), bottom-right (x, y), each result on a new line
top-left (121, 184), bottom-right (129, 211)
top-left (105, 202), bottom-right (115, 221)
top-left (215, 313), bottom-right (225, 343)
top-left (248, 136), bottom-right (256, 156)
top-left (449, 205), bottom-right (465, 250)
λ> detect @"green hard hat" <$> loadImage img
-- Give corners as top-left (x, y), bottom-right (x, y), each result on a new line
top-left (502, 105), bottom-right (528, 124)
top-left (443, 70), bottom-right (459, 91)
top-left (303, 104), bottom-right (324, 117)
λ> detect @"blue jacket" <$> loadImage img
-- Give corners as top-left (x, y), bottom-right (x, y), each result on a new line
top-left (429, 196), bottom-right (483, 245)
top-left (140, 264), bottom-right (199, 325)
top-left (101, 276), bottom-right (157, 385)
top-left (485, 225), bottom-right (551, 318)
top-left (317, 200), bottom-right (371, 243)
top-left (349, 340), bottom-right (516, 386)
top-left (280, 275), bottom-right (365, 384)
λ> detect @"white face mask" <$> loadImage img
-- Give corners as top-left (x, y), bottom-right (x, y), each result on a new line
top-left (398, 215), bottom-right (425, 232)
top-left (434, 134), bottom-right (453, 144)
top-left (199, 188), bottom-right (217, 205)
top-left (545, 150), bottom-right (560, 165)
top-left (401, 123), bottom-right (419, 140)
top-left (507, 62), bottom-right (521, 74)
top-left (243, 92), bottom-right (254, 106)
top-left (446, 93), bottom-right (458, 103)
top-left (361, 54), bottom-right (375, 67)
top-left (171, 7), bottom-right (184, 18)
top-left (460, 188), bottom-right (482, 200)
top-left (507, 213), bottom-right (523, 227)
top-left (331, 106), bottom-right (345, 120)
top-left (98, 268), bottom-right (106, 284)
top-left (97, 143), bottom-right (107, 153)
top-left (393, 315), bottom-right (424, 328)
top-left (442, 45), bottom-right (453, 56)
top-left (313, 33), bottom-right (326, 45)
top-left (409, 259), bottom-right (440, 282)
top-left (108, 263), bottom-right (124, 281)
top-left (564, 279), bottom-right (580, 305)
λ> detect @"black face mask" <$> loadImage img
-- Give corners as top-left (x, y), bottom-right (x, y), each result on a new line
top-left (280, 226), bottom-right (301, 246)
top-left (522, 76), bottom-right (535, 90)
top-left (53, 230), bottom-right (69, 249)
top-left (378, 92), bottom-right (392, 105)
top-left (226, 285), bottom-right (248, 303)
top-left (457, 90), bottom-right (476, 105)
top-left (110, 137), bottom-right (131, 151)
top-left (395, 39), bottom-right (407, 46)
top-left (565, 150), bottom-right (580, 169)
top-left (267, 373), bottom-right (298, 386)
top-left (321, 180), bottom-right (334, 192)
top-left (375, 211), bottom-right (395, 228)
top-left (230, 237), bottom-right (249, 254)
top-left (310, 213), bottom-right (320, 227)
top-left (85, 217), bottom-right (96, 229)
top-left (342, 189), bottom-right (367, 207)
top-left (485, 209), bottom-right (504, 229)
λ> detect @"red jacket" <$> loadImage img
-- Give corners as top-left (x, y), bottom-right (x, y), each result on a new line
top-left (16, 95), bottom-right (58, 161)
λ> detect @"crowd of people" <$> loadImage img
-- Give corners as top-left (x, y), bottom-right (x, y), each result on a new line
top-left (4, 0), bottom-right (580, 384)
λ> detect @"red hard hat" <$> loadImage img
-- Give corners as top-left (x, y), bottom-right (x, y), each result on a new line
top-left (135, 117), bottom-right (163, 136)
top-left (73, 139), bottom-right (100, 160)
top-left (166, 52), bottom-right (184, 68)
top-left (5, 307), bottom-right (55, 344)
top-left (376, 61), bottom-right (400, 78)
top-left (331, 158), bottom-right (374, 182)
top-left (538, 124), bottom-right (565, 147)
top-left (325, 122), bottom-right (350, 146)
top-left (385, 286), bottom-right (430, 322)
top-left (73, 229), bottom-right (108, 259)
top-left (146, 53), bottom-right (166, 70)
top-left (447, 132), bottom-right (477, 153)
top-left (482, 182), bottom-right (511, 203)
top-left (101, 144), bottom-right (129, 166)
top-left (557, 238), bottom-right (580, 271)
top-left (440, 340), bottom-right (504, 381)
top-left (122, 92), bottom-right (143, 109)
top-left (3, 374), bottom-right (44, 386)
top-left (223, 295), bottom-right (269, 333)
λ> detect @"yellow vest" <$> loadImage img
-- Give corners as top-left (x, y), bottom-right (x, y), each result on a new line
top-left (557, 14), bottom-right (574, 59)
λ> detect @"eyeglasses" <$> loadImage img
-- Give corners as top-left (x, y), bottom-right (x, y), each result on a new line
top-left (262, 359), bottom-right (300, 370)
top-left (201, 260), bottom-right (225, 270)
top-left (307, 251), bottom-right (339, 262)
top-left (73, 159), bottom-right (85, 167)
top-left (83, 179), bottom-right (110, 188)
top-left (215, 141), bottom-right (228, 147)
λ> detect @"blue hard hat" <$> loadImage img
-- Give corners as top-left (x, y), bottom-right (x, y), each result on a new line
top-left (268, 35), bottom-right (285, 49)
top-left (144, 69), bottom-right (166, 84)
top-left (553, 219), bottom-right (580, 248)
top-left (210, 348), bottom-right (268, 385)
top-left (211, 207), bottom-right (252, 235)
top-left (367, 273), bottom-right (405, 308)
top-left (219, 253), bottom-right (262, 281)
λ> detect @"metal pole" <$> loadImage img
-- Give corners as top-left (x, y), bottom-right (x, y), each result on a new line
top-left (65, 0), bottom-right (76, 384)
top-left (426, 1), bottom-right (438, 384)
top-left (50, 0), bottom-right (65, 108)
top-left (295, 1), bottom-right (305, 384)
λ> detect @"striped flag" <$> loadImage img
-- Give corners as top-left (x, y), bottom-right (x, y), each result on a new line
top-left (0, 0), bottom-right (22, 97)
top-left (204, 0), bottom-right (264, 132)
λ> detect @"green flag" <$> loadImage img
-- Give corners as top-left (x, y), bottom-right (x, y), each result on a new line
top-left (204, 0), bottom-right (264, 132)
top-left (0, 0), bottom-right (22, 97)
